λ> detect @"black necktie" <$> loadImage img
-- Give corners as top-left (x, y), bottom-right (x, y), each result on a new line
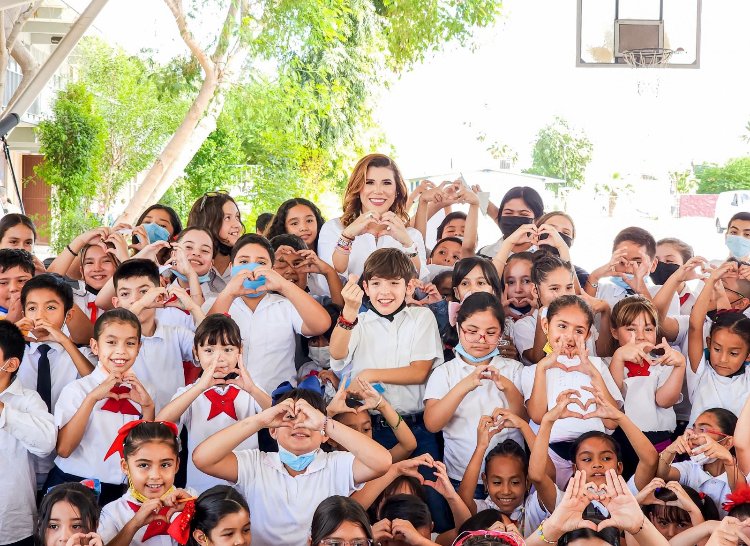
top-left (36, 344), bottom-right (52, 412)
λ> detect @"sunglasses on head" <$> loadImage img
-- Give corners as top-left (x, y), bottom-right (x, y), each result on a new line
top-left (198, 190), bottom-right (229, 212)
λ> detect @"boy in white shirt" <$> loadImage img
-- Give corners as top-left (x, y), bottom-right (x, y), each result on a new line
top-left (14, 273), bottom-right (94, 486)
top-left (192, 388), bottom-right (391, 546)
top-left (111, 259), bottom-right (197, 413)
top-left (207, 233), bottom-right (331, 394)
top-left (0, 321), bottom-right (56, 546)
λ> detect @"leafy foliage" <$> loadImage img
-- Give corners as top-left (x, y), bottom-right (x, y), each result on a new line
top-left (669, 169), bottom-right (698, 194)
top-left (35, 82), bottom-right (106, 251)
top-left (524, 116), bottom-right (593, 191)
top-left (695, 158), bottom-right (750, 194)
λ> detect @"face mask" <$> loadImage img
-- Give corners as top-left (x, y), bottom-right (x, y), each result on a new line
top-left (727, 235), bottom-right (750, 259)
top-left (609, 274), bottom-right (633, 291)
top-left (560, 233), bottom-right (573, 247)
top-left (454, 342), bottom-right (499, 363)
top-left (508, 303), bottom-right (532, 315)
top-left (499, 216), bottom-right (534, 238)
top-left (0, 305), bottom-right (8, 314)
top-left (231, 263), bottom-right (267, 298)
top-left (278, 445), bottom-right (317, 471)
top-left (365, 299), bottom-right (406, 322)
top-left (689, 451), bottom-right (716, 466)
top-left (308, 346), bottom-right (331, 367)
top-left (171, 269), bottom-right (212, 284)
top-left (135, 222), bottom-right (170, 244)
top-left (650, 262), bottom-right (680, 286)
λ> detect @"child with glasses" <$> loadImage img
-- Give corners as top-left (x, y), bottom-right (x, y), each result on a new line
top-left (657, 407), bottom-right (745, 516)
top-left (310, 495), bottom-right (376, 546)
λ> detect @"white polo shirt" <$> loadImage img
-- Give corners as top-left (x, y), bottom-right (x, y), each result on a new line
top-left (54, 366), bottom-right (147, 484)
top-left (318, 217), bottom-right (429, 279)
top-left (99, 490), bottom-right (182, 546)
top-left (595, 279), bottom-right (680, 317)
top-left (234, 448), bottom-right (361, 546)
top-left (155, 306), bottom-right (195, 332)
top-left (475, 487), bottom-right (564, 537)
top-left (0, 379), bottom-right (56, 544)
top-left (424, 355), bottom-right (525, 480)
top-left (330, 306), bottom-right (443, 414)
top-left (522, 356), bottom-right (624, 443)
top-left (132, 321), bottom-right (194, 413)
top-left (619, 360), bottom-right (679, 433)
top-left (686, 355), bottom-right (750, 426)
top-left (671, 460), bottom-right (733, 517)
top-left (171, 383), bottom-right (262, 493)
top-left (225, 293), bottom-right (305, 394)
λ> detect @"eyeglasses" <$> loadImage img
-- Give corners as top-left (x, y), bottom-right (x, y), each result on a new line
top-left (459, 325), bottom-right (501, 344)
top-left (688, 425), bottom-right (731, 440)
top-left (198, 190), bottom-right (229, 212)
top-left (453, 530), bottom-right (524, 546)
top-left (318, 538), bottom-right (375, 546)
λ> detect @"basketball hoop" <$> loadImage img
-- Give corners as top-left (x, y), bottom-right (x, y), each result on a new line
top-left (622, 48), bottom-right (674, 97)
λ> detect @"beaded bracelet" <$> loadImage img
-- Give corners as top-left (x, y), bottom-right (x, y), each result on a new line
top-left (537, 520), bottom-right (557, 544)
top-left (336, 315), bottom-right (358, 330)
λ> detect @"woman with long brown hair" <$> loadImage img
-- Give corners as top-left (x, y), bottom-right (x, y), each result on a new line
top-left (318, 154), bottom-right (427, 278)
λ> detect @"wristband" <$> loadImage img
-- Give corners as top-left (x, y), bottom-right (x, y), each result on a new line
top-left (402, 243), bottom-right (418, 258)
top-left (389, 414), bottom-right (403, 430)
top-left (320, 416), bottom-right (329, 436)
top-left (537, 521), bottom-right (557, 544)
top-left (336, 315), bottom-right (358, 330)
top-left (66, 244), bottom-right (77, 256)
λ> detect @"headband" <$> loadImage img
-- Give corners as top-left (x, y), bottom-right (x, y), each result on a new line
top-left (270, 376), bottom-right (325, 405)
top-left (104, 419), bottom-right (179, 461)
top-left (453, 530), bottom-right (526, 546)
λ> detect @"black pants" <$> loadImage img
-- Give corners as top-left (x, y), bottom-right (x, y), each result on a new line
top-left (43, 465), bottom-right (125, 507)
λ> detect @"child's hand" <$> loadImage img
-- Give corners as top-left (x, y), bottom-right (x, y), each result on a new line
top-left (120, 373), bottom-right (153, 409)
top-left (664, 432), bottom-right (693, 457)
top-left (476, 414), bottom-right (502, 449)
top-left (372, 519), bottom-right (394, 543)
top-left (132, 240), bottom-right (171, 262)
top-left (615, 331), bottom-right (653, 364)
top-left (394, 453), bottom-right (435, 483)
top-left (544, 389), bottom-right (586, 422)
top-left (390, 518), bottom-right (425, 545)
top-left (664, 481), bottom-right (700, 513)
top-left (65, 532), bottom-right (104, 546)
top-left (691, 435), bottom-right (733, 466)
top-left (503, 221), bottom-right (538, 249)
top-left (635, 477), bottom-right (666, 506)
top-left (225, 268), bottom-right (258, 298)
top-left (458, 364), bottom-right (492, 393)
top-left (405, 279), bottom-right (441, 306)
top-left (709, 261), bottom-right (739, 284)
top-left (351, 378), bottom-right (384, 413)
top-left (706, 517), bottom-right (750, 546)
top-left (632, 250), bottom-right (653, 284)
top-left (14, 317), bottom-right (35, 339)
top-left (104, 232), bottom-right (130, 263)
top-left (73, 227), bottom-right (112, 251)
top-left (196, 362), bottom-right (225, 391)
top-left (326, 380), bottom-right (356, 418)
top-left (164, 285), bottom-right (195, 312)
top-left (652, 337), bottom-right (686, 368)
top-left (341, 275), bottom-right (364, 319)
top-left (167, 244), bottom-right (193, 276)
top-left (565, 336), bottom-right (594, 376)
top-left (457, 183), bottom-right (480, 206)
top-left (130, 498), bottom-right (166, 529)
top-left (593, 248), bottom-right (629, 277)
top-left (578, 291), bottom-right (609, 315)
top-left (250, 266), bottom-right (287, 293)
top-left (89, 372), bottom-right (121, 402)
top-left (487, 366), bottom-right (514, 393)
top-left (419, 180), bottom-right (447, 204)
top-left (227, 364), bottom-right (257, 393)
top-left (25, 318), bottom-right (65, 343)
top-left (259, 399), bottom-right (295, 429)
top-left (318, 369), bottom-right (339, 390)
top-left (492, 408), bottom-right (527, 431)
top-left (295, 249), bottom-right (331, 275)
top-left (133, 286), bottom-right (169, 310)
top-left (538, 224), bottom-right (568, 252)
top-left (292, 398), bottom-right (326, 432)
top-left (424, 460), bottom-right (457, 500)
top-left (161, 488), bottom-right (194, 513)
top-left (580, 385), bottom-right (623, 422)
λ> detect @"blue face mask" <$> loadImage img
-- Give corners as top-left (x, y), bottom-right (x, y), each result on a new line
top-left (609, 274), bottom-right (633, 291)
top-left (171, 269), bottom-right (211, 284)
top-left (454, 342), bottom-right (499, 363)
top-left (231, 262), bottom-right (267, 298)
top-left (138, 222), bottom-right (170, 244)
top-left (278, 445), bottom-right (317, 471)
top-left (726, 235), bottom-right (750, 259)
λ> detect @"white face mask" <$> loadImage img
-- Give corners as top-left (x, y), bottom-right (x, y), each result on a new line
top-left (690, 451), bottom-right (716, 466)
top-left (308, 346), bottom-right (331, 368)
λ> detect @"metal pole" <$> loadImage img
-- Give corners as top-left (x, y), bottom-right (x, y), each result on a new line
top-left (2, 136), bottom-right (24, 214)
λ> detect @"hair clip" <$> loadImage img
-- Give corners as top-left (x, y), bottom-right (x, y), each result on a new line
top-left (722, 485), bottom-right (750, 512)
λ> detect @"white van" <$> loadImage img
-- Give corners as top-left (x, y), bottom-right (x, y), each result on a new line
top-left (715, 190), bottom-right (750, 232)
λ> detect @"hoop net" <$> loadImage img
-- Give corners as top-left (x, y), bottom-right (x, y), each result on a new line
top-left (622, 48), bottom-right (673, 97)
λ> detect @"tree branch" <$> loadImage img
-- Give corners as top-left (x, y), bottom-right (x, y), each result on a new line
top-left (212, 0), bottom-right (240, 63)
top-left (7, 2), bottom-right (38, 53)
top-left (163, 0), bottom-right (214, 76)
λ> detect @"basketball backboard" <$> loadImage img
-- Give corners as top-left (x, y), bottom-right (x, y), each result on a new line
top-left (576, 0), bottom-right (701, 67)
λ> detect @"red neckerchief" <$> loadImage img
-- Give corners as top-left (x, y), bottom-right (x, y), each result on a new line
top-left (100, 386), bottom-right (140, 415)
top-left (204, 386), bottom-right (240, 420)
top-left (87, 302), bottom-right (98, 324)
top-left (679, 292), bottom-right (690, 306)
top-left (624, 359), bottom-right (651, 377)
top-left (127, 502), bottom-right (171, 540)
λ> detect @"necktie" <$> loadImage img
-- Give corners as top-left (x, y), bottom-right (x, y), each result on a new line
top-left (624, 359), bottom-right (651, 378)
top-left (36, 344), bottom-right (52, 411)
top-left (127, 502), bottom-right (171, 541)
top-left (204, 386), bottom-right (240, 420)
top-left (87, 302), bottom-right (98, 323)
top-left (100, 386), bottom-right (140, 415)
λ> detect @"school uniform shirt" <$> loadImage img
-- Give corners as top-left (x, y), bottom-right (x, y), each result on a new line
top-left (171, 383), bottom-right (263, 493)
top-left (155, 306), bottom-right (195, 332)
top-left (603, 356), bottom-right (679, 433)
top-left (475, 487), bottom-right (564, 538)
top-left (595, 279), bottom-right (681, 317)
top-left (307, 273), bottom-right (334, 299)
top-left (235, 448), bottom-right (362, 546)
top-left (132, 321), bottom-right (194, 413)
top-left (225, 293), bottom-right (305, 394)
top-left (423, 355), bottom-right (525, 481)
top-left (318, 217), bottom-right (429, 279)
top-left (0, 380), bottom-right (56, 544)
top-left (54, 366), bottom-right (147, 484)
top-left (521, 356), bottom-right (624, 443)
top-left (72, 281), bottom-right (104, 323)
top-left (18, 341), bottom-right (83, 482)
top-left (671, 461), bottom-right (734, 517)
top-left (330, 306), bottom-right (444, 414)
top-left (99, 490), bottom-right (184, 546)
top-left (512, 309), bottom-right (598, 366)
top-left (686, 354), bottom-right (750, 426)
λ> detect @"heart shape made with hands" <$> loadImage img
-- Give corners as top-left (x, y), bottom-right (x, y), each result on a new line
top-left (557, 355), bottom-right (582, 368)
top-left (562, 389), bottom-right (596, 416)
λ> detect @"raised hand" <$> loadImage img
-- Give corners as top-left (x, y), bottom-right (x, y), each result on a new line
top-left (597, 469), bottom-right (647, 534)
top-left (544, 389), bottom-right (586, 421)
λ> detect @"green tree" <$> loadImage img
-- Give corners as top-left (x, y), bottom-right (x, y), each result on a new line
top-left (524, 116), bottom-right (593, 190)
top-left (35, 82), bottom-right (106, 251)
top-left (669, 169), bottom-right (698, 194)
top-left (695, 158), bottom-right (750, 194)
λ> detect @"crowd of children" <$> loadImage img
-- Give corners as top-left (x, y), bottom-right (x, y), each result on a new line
top-left (2, 152), bottom-right (750, 546)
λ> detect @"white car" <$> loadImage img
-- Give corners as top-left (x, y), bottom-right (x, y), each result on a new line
top-left (715, 190), bottom-right (750, 232)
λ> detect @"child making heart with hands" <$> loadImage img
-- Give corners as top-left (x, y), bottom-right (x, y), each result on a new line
top-left (156, 314), bottom-right (271, 492)
top-left (97, 421), bottom-right (194, 546)
top-left (36, 482), bottom-right (104, 546)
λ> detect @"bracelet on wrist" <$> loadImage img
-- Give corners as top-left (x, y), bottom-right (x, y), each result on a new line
top-left (336, 315), bottom-right (358, 330)
top-left (537, 520), bottom-right (558, 544)
top-left (389, 413), bottom-right (403, 430)
top-left (374, 395), bottom-right (384, 411)
top-left (629, 515), bottom-right (646, 535)
top-left (320, 416), bottom-right (329, 436)
top-left (66, 244), bottom-right (77, 256)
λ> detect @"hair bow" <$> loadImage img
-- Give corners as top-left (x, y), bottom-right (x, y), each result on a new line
top-left (448, 301), bottom-right (461, 327)
top-left (104, 420), bottom-right (179, 461)
top-left (270, 376), bottom-right (325, 405)
top-left (453, 530), bottom-right (524, 546)
top-left (722, 485), bottom-right (750, 512)
top-left (167, 500), bottom-right (196, 545)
